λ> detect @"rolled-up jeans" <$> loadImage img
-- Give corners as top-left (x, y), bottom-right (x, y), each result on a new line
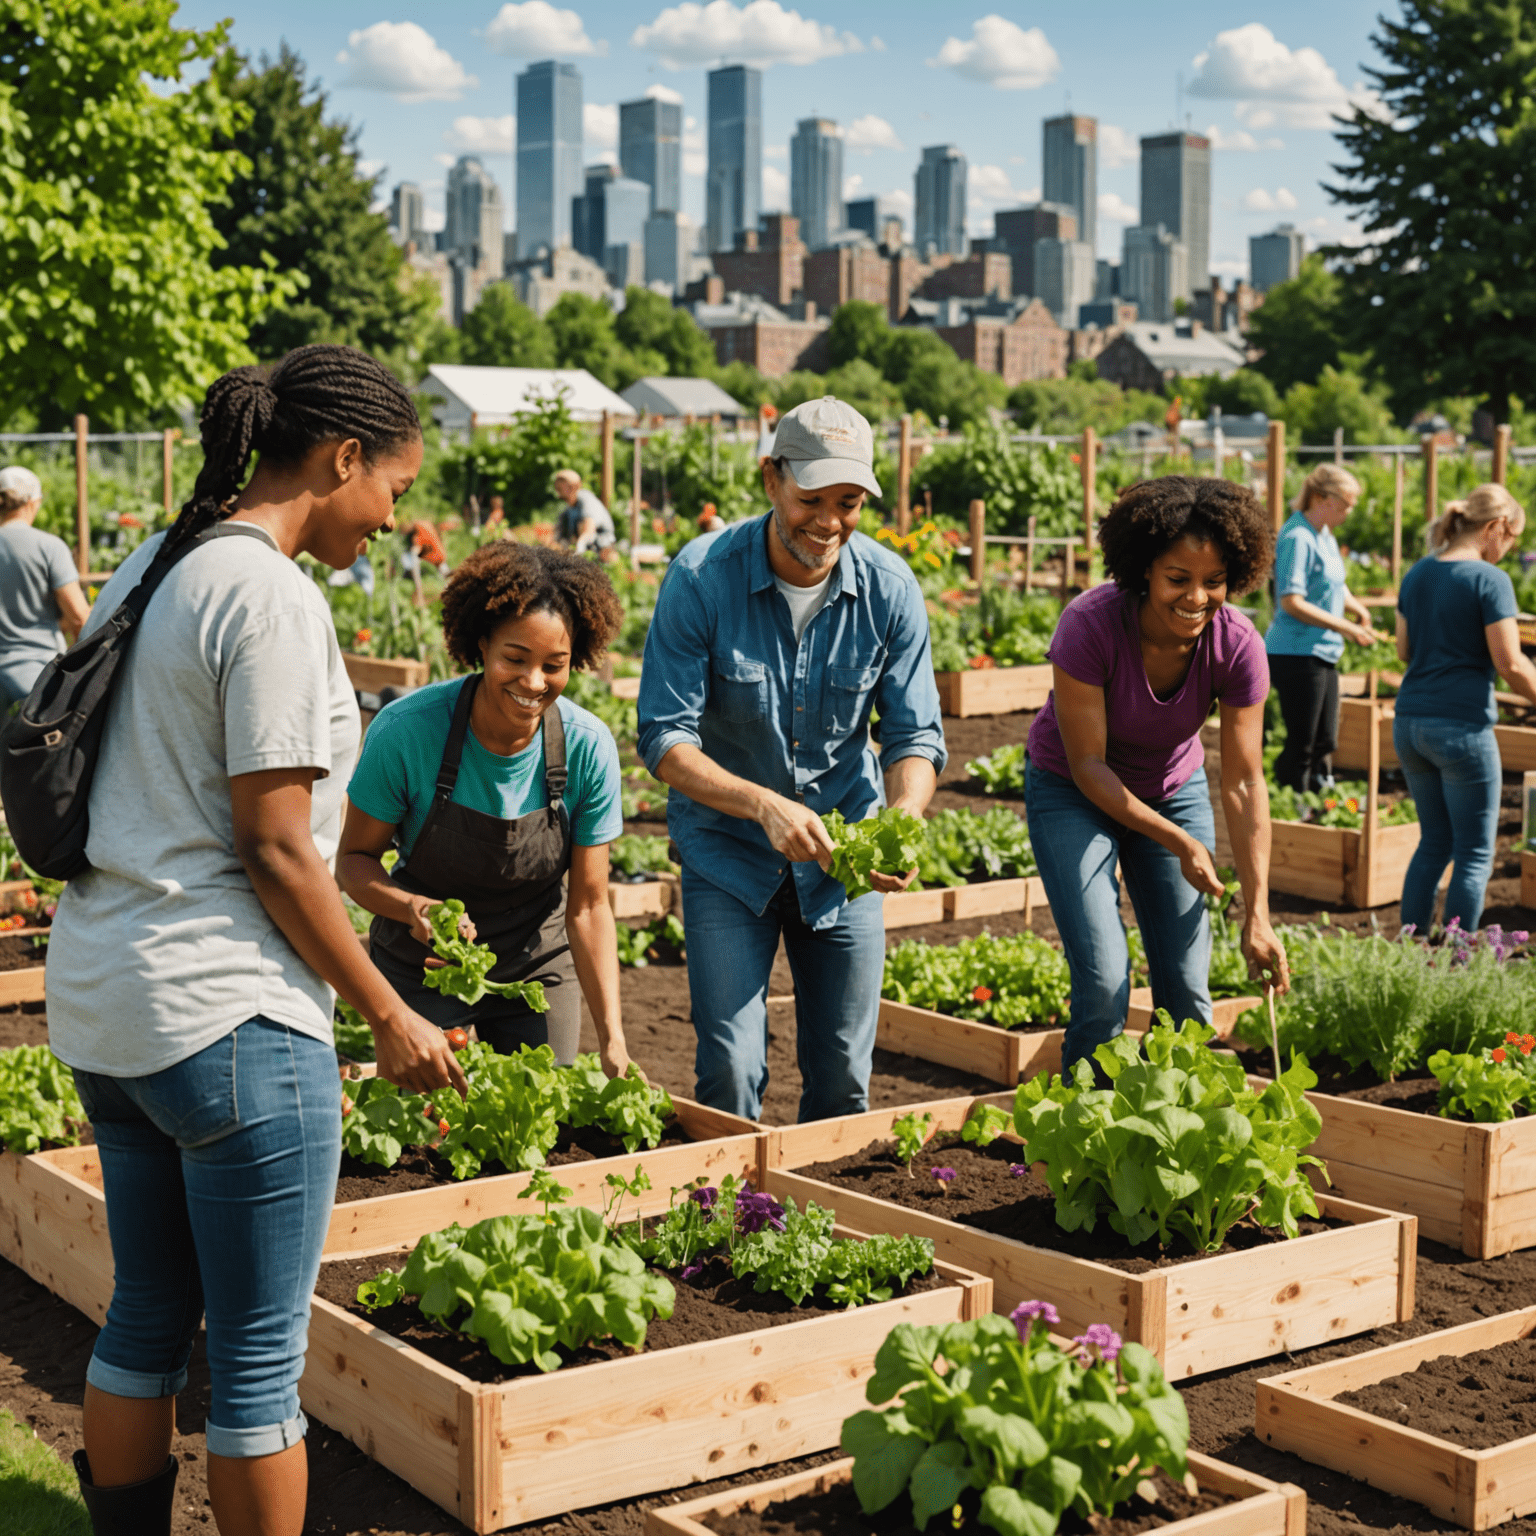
top-left (1024, 759), bottom-right (1214, 1079)
top-left (681, 864), bottom-right (885, 1122)
top-left (1392, 714), bottom-right (1502, 932)
top-left (70, 1016), bottom-right (341, 1459)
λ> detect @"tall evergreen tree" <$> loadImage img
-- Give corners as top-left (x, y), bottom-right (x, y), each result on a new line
top-left (1328, 0), bottom-right (1536, 422)
top-left (210, 44), bottom-right (439, 372)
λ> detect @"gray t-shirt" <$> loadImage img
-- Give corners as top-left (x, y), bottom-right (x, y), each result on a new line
top-left (47, 521), bottom-right (361, 1077)
top-left (773, 570), bottom-right (834, 642)
top-left (0, 520), bottom-right (77, 665)
top-left (557, 487), bottom-right (616, 549)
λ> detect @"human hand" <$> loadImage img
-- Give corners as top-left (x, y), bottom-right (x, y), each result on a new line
top-left (409, 895), bottom-right (476, 948)
top-left (371, 1009), bottom-right (470, 1095)
top-left (1348, 622), bottom-right (1384, 649)
top-left (759, 793), bottom-right (836, 865)
top-left (1243, 915), bottom-right (1291, 995)
top-left (600, 1037), bottom-right (636, 1080)
top-left (868, 867), bottom-right (918, 893)
top-left (1177, 837), bottom-right (1225, 898)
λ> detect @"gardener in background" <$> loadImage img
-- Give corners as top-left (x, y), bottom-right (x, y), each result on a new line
top-left (1025, 476), bottom-right (1290, 1081)
top-left (554, 468), bottom-right (616, 554)
top-left (1265, 464), bottom-right (1385, 794)
top-left (1395, 483), bottom-right (1536, 932)
top-left (638, 396), bottom-right (945, 1122)
top-left (0, 465), bottom-right (91, 707)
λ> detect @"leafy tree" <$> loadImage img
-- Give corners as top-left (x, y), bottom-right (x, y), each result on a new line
top-left (447, 390), bottom-right (599, 523)
top-left (211, 45), bottom-right (441, 373)
top-left (901, 352), bottom-right (1007, 431)
top-left (459, 284), bottom-right (555, 368)
top-left (0, 1), bottom-right (299, 427)
top-left (1327, 0), bottom-right (1536, 423)
top-left (1282, 365), bottom-right (1396, 446)
top-left (613, 287), bottom-right (715, 377)
top-left (1245, 257), bottom-right (1345, 395)
top-left (713, 361), bottom-right (773, 409)
top-left (1204, 369), bottom-right (1283, 419)
top-left (827, 301), bottom-right (891, 370)
top-left (545, 293), bottom-right (661, 390)
top-left (1009, 377), bottom-right (1166, 434)
top-left (774, 360), bottom-right (903, 427)
top-left (881, 327), bottom-right (956, 388)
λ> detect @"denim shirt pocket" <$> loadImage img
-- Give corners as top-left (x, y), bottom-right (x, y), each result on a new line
top-left (824, 664), bottom-right (881, 733)
top-left (712, 660), bottom-right (768, 724)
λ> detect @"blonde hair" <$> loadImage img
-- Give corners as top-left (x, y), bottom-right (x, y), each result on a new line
top-left (1298, 463), bottom-right (1361, 512)
top-left (552, 468), bottom-right (582, 489)
top-left (1428, 482), bottom-right (1526, 554)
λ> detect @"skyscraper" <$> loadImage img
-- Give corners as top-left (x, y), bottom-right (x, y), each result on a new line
top-left (1139, 132), bottom-right (1210, 296)
top-left (517, 60), bottom-right (583, 257)
top-left (993, 203), bottom-right (1076, 299)
top-left (914, 145), bottom-right (967, 257)
top-left (790, 117), bottom-right (843, 251)
top-left (389, 182), bottom-right (426, 248)
top-left (1042, 115), bottom-right (1097, 254)
top-left (572, 164), bottom-right (616, 261)
top-left (706, 64), bottom-right (762, 253)
top-left (845, 197), bottom-right (879, 239)
top-left (620, 95), bottom-right (683, 214)
top-left (445, 157), bottom-right (504, 270)
top-left (1250, 223), bottom-right (1305, 291)
top-left (1122, 223), bottom-right (1188, 323)
top-left (1033, 237), bottom-right (1097, 328)
top-left (645, 210), bottom-right (696, 293)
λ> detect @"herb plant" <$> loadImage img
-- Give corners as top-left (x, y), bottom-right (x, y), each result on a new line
top-left (840, 1305), bottom-right (1188, 1536)
top-left (823, 807), bottom-right (929, 902)
top-left (0, 1044), bottom-right (86, 1154)
top-left (423, 900), bottom-right (549, 1010)
top-left (615, 913), bottom-right (686, 967)
top-left (884, 932), bottom-right (1071, 1029)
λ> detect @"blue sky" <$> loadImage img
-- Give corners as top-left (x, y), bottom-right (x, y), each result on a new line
top-left (176, 1), bottom-right (1392, 280)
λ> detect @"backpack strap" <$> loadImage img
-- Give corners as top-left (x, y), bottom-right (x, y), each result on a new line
top-left (113, 534), bottom-right (210, 627)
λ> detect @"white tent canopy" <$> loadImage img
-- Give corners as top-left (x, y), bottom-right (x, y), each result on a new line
top-left (416, 365), bottom-right (636, 431)
top-left (620, 376), bottom-right (747, 419)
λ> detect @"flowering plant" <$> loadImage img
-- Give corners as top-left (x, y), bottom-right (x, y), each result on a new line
top-left (1429, 1037), bottom-right (1536, 1123)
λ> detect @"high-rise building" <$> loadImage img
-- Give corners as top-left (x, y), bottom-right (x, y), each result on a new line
top-left (1250, 223), bottom-right (1305, 291)
top-left (1122, 223), bottom-right (1188, 323)
top-left (992, 203), bottom-right (1076, 299)
top-left (516, 60), bottom-right (583, 257)
top-left (620, 95), bottom-right (683, 214)
top-left (845, 197), bottom-right (880, 240)
top-left (914, 145), bottom-right (968, 257)
top-left (572, 164), bottom-right (616, 261)
top-left (1042, 115), bottom-right (1097, 254)
top-left (1033, 238), bottom-right (1097, 329)
top-left (1139, 132), bottom-right (1210, 296)
top-left (706, 64), bottom-right (762, 253)
top-left (790, 117), bottom-right (844, 251)
top-left (645, 210), bottom-right (696, 294)
top-left (445, 157), bottom-right (504, 270)
top-left (1094, 258), bottom-right (1118, 300)
top-left (572, 165), bottom-right (650, 265)
top-left (390, 182), bottom-right (426, 248)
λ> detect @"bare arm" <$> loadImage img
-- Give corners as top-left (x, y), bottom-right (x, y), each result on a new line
top-left (1279, 592), bottom-right (1379, 647)
top-left (1052, 666), bottom-right (1223, 896)
top-left (336, 804), bottom-right (472, 946)
top-left (53, 580), bottom-right (90, 644)
top-left (565, 843), bottom-right (630, 1078)
top-left (1217, 699), bottom-right (1289, 993)
top-left (1486, 616), bottom-right (1536, 707)
top-left (867, 754), bottom-right (940, 894)
top-left (234, 769), bottom-right (466, 1094)
top-left (1395, 612), bottom-right (1411, 666)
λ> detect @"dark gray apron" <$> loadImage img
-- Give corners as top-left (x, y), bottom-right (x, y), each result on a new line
top-left (369, 674), bottom-right (577, 1057)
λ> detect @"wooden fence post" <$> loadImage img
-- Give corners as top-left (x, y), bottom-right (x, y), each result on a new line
top-left (1391, 450), bottom-right (1404, 589)
top-left (1266, 420), bottom-right (1286, 534)
top-left (1422, 435), bottom-right (1438, 523)
top-left (1081, 425), bottom-right (1096, 562)
top-left (73, 414), bottom-right (89, 576)
top-left (1062, 537), bottom-right (1075, 600)
top-left (1362, 697), bottom-right (1382, 908)
top-left (896, 414), bottom-right (913, 535)
top-left (600, 411), bottom-right (615, 508)
top-left (1492, 423), bottom-right (1511, 487)
top-left (1333, 425), bottom-right (1344, 467)
top-left (1024, 514), bottom-right (1036, 594)
top-left (969, 499), bottom-right (985, 584)
top-left (629, 431), bottom-right (642, 569)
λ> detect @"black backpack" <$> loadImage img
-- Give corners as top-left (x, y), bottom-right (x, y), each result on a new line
top-left (0, 535), bottom-right (207, 879)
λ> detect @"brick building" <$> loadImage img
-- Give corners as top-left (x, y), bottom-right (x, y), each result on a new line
top-left (711, 213), bottom-right (806, 307)
top-left (1095, 320), bottom-right (1245, 393)
top-left (919, 251), bottom-right (1012, 303)
top-left (933, 298), bottom-right (1067, 386)
top-left (803, 242), bottom-right (890, 317)
top-left (692, 292), bottom-right (830, 377)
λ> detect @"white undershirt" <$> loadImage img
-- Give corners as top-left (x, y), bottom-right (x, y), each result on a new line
top-left (774, 570), bottom-right (834, 642)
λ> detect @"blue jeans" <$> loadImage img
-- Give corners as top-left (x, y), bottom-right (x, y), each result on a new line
top-left (1393, 715), bottom-right (1502, 932)
top-left (1024, 761), bottom-right (1214, 1079)
top-left (71, 1017), bottom-right (341, 1459)
top-left (681, 865), bottom-right (885, 1122)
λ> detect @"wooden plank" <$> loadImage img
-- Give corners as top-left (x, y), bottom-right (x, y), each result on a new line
top-left (607, 881), bottom-right (672, 921)
top-left (609, 675), bottom-right (641, 701)
top-left (1494, 724), bottom-right (1536, 774)
top-left (342, 653), bottom-right (431, 694)
top-left (945, 877), bottom-right (1029, 920)
top-left (0, 967), bottom-right (46, 1006)
top-left (1268, 823), bottom-right (1347, 903)
top-left (1127, 991), bottom-right (1260, 1037)
top-left (1521, 850), bottom-right (1536, 911)
top-left (882, 888), bottom-right (947, 928)
top-left (875, 999), bottom-right (1054, 1084)
top-left (761, 1093), bottom-right (1016, 1173)
top-left (933, 663), bottom-right (1054, 717)
top-left (0, 1148), bottom-right (114, 1324)
top-left (1333, 698), bottom-right (1400, 772)
top-left (1347, 820), bottom-right (1418, 908)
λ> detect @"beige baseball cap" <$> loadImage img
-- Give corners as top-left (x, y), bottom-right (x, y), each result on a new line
top-left (771, 396), bottom-right (881, 497)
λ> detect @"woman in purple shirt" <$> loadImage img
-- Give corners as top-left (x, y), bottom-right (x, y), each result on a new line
top-left (1025, 476), bottom-right (1290, 1078)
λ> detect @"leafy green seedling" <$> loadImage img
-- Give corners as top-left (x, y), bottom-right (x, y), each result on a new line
top-left (602, 1166), bottom-right (652, 1233)
top-left (960, 1102), bottom-right (1011, 1149)
top-left (891, 1110), bottom-right (933, 1176)
top-left (519, 1167), bottom-right (572, 1222)
top-left (823, 807), bottom-right (928, 902)
top-left (422, 899), bottom-right (549, 1010)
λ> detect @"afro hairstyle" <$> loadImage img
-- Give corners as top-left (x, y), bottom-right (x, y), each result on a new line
top-left (1097, 475), bottom-right (1275, 596)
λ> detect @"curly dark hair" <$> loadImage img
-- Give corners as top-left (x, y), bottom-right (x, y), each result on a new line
top-left (1098, 476), bottom-right (1274, 595)
top-left (441, 542), bottom-right (622, 671)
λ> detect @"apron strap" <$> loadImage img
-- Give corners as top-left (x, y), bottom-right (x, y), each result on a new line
top-left (541, 700), bottom-right (569, 801)
top-left (433, 673), bottom-right (481, 803)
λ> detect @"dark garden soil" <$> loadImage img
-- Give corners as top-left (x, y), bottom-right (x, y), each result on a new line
top-left (1335, 1337), bottom-right (1536, 1450)
top-left (0, 933), bottom-right (46, 971)
top-left (314, 1251), bottom-right (949, 1386)
top-left (794, 1134), bottom-right (1339, 1273)
top-left (927, 709), bottom-right (1035, 819)
top-left (701, 1469), bottom-right (1233, 1536)
top-left (0, 1000), bottom-right (48, 1049)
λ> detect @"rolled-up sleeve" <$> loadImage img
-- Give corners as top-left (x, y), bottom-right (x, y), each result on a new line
top-left (637, 565), bottom-right (713, 776)
top-left (870, 576), bottom-right (947, 774)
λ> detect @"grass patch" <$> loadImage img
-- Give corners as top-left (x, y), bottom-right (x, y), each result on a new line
top-left (0, 1409), bottom-right (89, 1536)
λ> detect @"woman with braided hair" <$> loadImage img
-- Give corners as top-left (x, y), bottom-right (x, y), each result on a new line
top-left (1023, 476), bottom-right (1290, 1080)
top-left (47, 344), bottom-right (463, 1536)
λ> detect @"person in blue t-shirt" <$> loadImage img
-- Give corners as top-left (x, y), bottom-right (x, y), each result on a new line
top-left (1265, 465), bottom-right (1385, 792)
top-left (338, 542), bottom-right (635, 1074)
top-left (1395, 484), bottom-right (1536, 932)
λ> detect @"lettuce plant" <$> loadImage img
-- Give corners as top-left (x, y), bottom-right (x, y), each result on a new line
top-left (422, 899), bottom-right (549, 1010)
top-left (0, 1044), bottom-right (86, 1154)
top-left (966, 743), bottom-right (1026, 795)
top-left (917, 809), bottom-right (1036, 887)
top-left (609, 835), bottom-right (676, 879)
top-left (884, 933), bottom-right (1071, 1029)
top-left (1429, 1035), bottom-right (1536, 1123)
top-left (824, 807), bottom-right (929, 902)
top-left (840, 1307), bottom-right (1188, 1536)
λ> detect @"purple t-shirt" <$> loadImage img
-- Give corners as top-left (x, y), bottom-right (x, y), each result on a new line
top-left (1026, 583), bottom-right (1269, 801)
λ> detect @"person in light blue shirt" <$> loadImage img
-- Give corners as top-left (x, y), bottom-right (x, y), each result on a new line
top-left (638, 396), bottom-right (946, 1123)
top-left (1265, 465), bottom-right (1384, 792)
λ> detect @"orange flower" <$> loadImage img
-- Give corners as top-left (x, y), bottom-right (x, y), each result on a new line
top-left (1507, 1032), bottom-right (1521, 1044)
top-left (1493, 1047), bottom-right (1508, 1063)
top-left (119, 513), bottom-right (142, 529)
top-left (969, 655), bottom-right (996, 670)
top-left (972, 985), bottom-right (993, 1002)
top-left (1323, 798), bottom-right (1337, 811)
top-left (354, 628), bottom-right (372, 646)
top-left (1345, 798), bottom-right (1359, 813)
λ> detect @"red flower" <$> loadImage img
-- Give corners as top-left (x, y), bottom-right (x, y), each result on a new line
top-left (354, 627), bottom-right (373, 646)
top-left (119, 513), bottom-right (143, 529)
top-left (1492, 1047), bottom-right (1508, 1063)
top-left (972, 985), bottom-right (993, 1002)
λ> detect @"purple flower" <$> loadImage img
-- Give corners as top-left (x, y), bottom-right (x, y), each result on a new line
top-left (1009, 1164), bottom-right (1029, 1178)
top-left (1010, 1299), bottom-right (1060, 1340)
top-left (930, 1166), bottom-right (956, 1184)
top-left (681, 1260), bottom-right (705, 1281)
top-left (735, 1189), bottom-right (786, 1235)
top-left (688, 1185), bottom-right (718, 1211)
top-left (1072, 1323), bottom-right (1123, 1364)
top-left (1447, 916), bottom-right (1463, 931)
top-left (1399, 924), bottom-right (1417, 938)
top-left (1513, 931), bottom-right (1530, 945)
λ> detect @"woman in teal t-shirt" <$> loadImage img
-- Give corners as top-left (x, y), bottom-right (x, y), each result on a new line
top-left (339, 543), bottom-right (634, 1074)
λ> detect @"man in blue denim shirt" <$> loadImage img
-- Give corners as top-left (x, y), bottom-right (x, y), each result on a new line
top-left (638, 397), bottom-right (946, 1122)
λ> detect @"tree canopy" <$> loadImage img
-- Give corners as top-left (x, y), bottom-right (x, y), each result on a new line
top-left (1245, 257), bottom-right (1345, 396)
top-left (0, 0), bottom-right (298, 427)
top-left (457, 284), bottom-right (555, 368)
top-left (613, 287), bottom-right (716, 378)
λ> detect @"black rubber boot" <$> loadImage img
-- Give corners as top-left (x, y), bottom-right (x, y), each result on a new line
top-left (73, 1449), bottom-right (179, 1535)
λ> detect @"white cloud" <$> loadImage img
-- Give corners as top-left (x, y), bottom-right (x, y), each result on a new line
top-left (336, 22), bottom-right (477, 102)
top-left (765, 142), bottom-right (788, 160)
top-left (883, 187), bottom-right (913, 221)
top-left (1242, 186), bottom-right (1299, 212)
top-left (1097, 124), bottom-right (1138, 169)
top-left (1204, 124), bottom-right (1284, 152)
top-left (929, 16), bottom-right (1059, 91)
top-left (844, 114), bottom-right (902, 153)
top-left (843, 172), bottom-right (864, 199)
top-left (485, 2), bottom-right (604, 57)
top-left (683, 115), bottom-right (706, 176)
top-left (1098, 191), bottom-right (1139, 225)
top-left (433, 153), bottom-right (457, 168)
top-left (1210, 256), bottom-right (1248, 279)
top-left (645, 83), bottom-right (684, 103)
top-left (763, 164), bottom-right (789, 210)
top-left (357, 158), bottom-right (385, 179)
top-left (445, 115), bottom-right (516, 155)
top-left (632, 2), bottom-right (866, 69)
top-left (967, 165), bottom-right (1038, 208)
top-left (871, 35), bottom-right (886, 51)
top-left (1190, 24), bottom-right (1378, 130)
top-left (584, 102), bottom-right (618, 150)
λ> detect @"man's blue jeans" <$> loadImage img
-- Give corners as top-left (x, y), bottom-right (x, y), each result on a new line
top-left (1393, 715), bottom-right (1502, 932)
top-left (1024, 760), bottom-right (1214, 1079)
top-left (681, 864), bottom-right (885, 1122)
top-left (70, 1016), bottom-right (341, 1459)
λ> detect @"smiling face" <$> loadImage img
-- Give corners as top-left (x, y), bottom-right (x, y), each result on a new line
top-left (763, 459), bottom-right (865, 580)
top-left (477, 606), bottom-right (573, 734)
top-left (1143, 532), bottom-right (1230, 642)
top-left (303, 434), bottom-right (424, 569)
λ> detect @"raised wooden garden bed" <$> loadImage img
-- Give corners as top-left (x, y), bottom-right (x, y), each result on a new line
top-left (935, 662), bottom-right (1053, 717)
top-left (0, 1146), bottom-right (112, 1326)
top-left (760, 1103), bottom-right (1418, 1380)
top-left (1521, 849), bottom-right (1535, 909)
top-left (609, 674), bottom-right (641, 701)
top-left (645, 1452), bottom-right (1308, 1536)
top-left (608, 876), bottom-right (677, 923)
top-left (0, 967), bottom-right (47, 1007)
top-left (1335, 695), bottom-right (1536, 776)
top-left (342, 652), bottom-right (431, 695)
top-left (1269, 818), bottom-right (1419, 907)
top-left (881, 888), bottom-right (947, 928)
top-left (299, 1187), bottom-right (993, 1531)
top-left (1256, 1306), bottom-right (1536, 1529)
top-left (875, 1000), bottom-right (1065, 1085)
top-left (884, 876), bottom-right (1049, 930)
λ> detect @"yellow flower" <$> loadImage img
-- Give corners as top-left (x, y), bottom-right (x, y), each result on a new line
top-left (925, 552), bottom-right (942, 567)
